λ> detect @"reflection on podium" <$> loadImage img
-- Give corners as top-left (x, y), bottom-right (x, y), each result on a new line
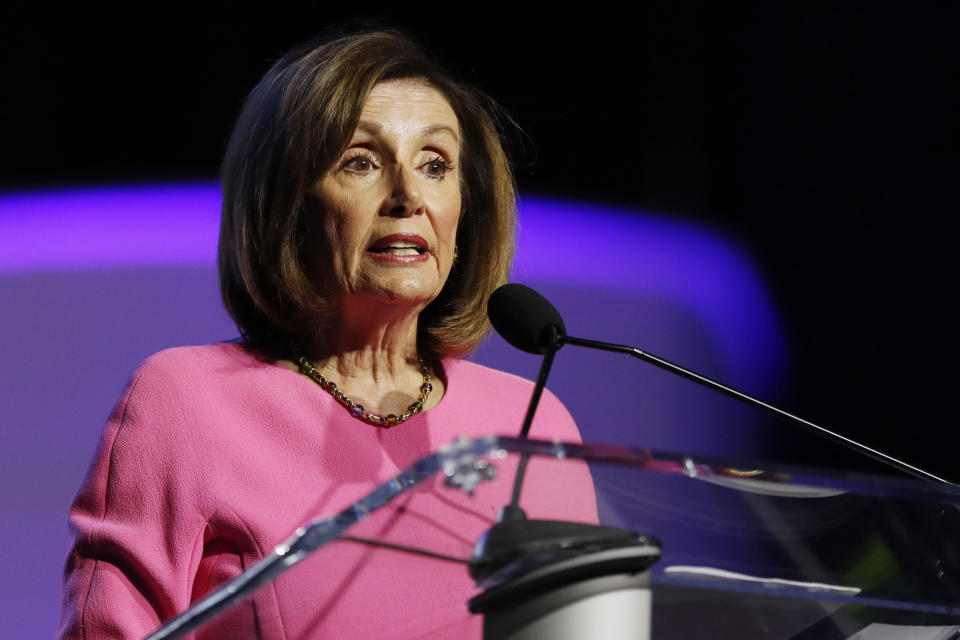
top-left (145, 436), bottom-right (960, 640)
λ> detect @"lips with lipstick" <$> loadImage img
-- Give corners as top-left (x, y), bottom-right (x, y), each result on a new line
top-left (367, 233), bottom-right (431, 263)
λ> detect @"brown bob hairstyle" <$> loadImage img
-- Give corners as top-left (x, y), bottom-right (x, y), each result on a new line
top-left (218, 29), bottom-right (517, 361)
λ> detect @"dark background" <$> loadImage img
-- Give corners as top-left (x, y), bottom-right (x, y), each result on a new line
top-left (2, 4), bottom-right (957, 478)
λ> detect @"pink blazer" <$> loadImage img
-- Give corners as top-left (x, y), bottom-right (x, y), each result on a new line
top-left (58, 343), bottom-right (598, 639)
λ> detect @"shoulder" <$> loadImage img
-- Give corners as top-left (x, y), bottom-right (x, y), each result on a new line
top-left (135, 341), bottom-right (263, 380)
top-left (110, 342), bottom-right (275, 447)
top-left (90, 342), bottom-right (290, 506)
top-left (443, 357), bottom-right (535, 392)
top-left (440, 358), bottom-right (580, 442)
top-left (127, 341), bottom-right (273, 399)
top-left (443, 357), bottom-right (563, 408)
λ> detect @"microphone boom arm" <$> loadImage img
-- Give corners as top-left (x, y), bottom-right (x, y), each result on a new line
top-left (559, 334), bottom-right (951, 485)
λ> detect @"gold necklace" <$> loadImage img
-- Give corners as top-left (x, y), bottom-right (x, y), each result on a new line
top-left (295, 353), bottom-right (433, 428)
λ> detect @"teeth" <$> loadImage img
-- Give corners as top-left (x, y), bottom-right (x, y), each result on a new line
top-left (370, 241), bottom-right (425, 255)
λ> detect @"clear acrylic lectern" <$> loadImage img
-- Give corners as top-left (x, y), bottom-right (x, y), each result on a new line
top-left (145, 435), bottom-right (960, 640)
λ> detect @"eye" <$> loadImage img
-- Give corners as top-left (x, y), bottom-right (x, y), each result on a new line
top-left (342, 151), bottom-right (378, 174)
top-left (421, 156), bottom-right (455, 180)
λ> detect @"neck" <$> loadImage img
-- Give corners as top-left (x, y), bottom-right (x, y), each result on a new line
top-left (296, 296), bottom-right (442, 416)
top-left (307, 296), bottom-right (423, 379)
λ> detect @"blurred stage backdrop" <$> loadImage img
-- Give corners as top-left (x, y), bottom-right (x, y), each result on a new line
top-left (1, 4), bottom-right (957, 637)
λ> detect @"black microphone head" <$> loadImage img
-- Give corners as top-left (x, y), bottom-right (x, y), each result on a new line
top-left (487, 284), bottom-right (566, 354)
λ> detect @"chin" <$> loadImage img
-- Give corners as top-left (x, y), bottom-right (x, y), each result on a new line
top-left (360, 280), bottom-right (443, 306)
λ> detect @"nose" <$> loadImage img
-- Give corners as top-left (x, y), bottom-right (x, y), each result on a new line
top-left (381, 165), bottom-right (425, 218)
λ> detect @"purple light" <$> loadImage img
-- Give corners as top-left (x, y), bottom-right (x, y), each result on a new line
top-left (0, 183), bottom-right (784, 381)
top-left (514, 197), bottom-right (784, 385)
top-left (0, 183), bottom-right (221, 272)
top-left (1, 183), bottom-right (788, 637)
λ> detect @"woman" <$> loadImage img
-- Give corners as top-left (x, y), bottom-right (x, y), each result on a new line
top-left (58, 30), bottom-right (597, 639)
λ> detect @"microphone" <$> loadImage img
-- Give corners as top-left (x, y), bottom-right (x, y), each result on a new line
top-left (488, 283), bottom-right (951, 486)
top-left (487, 283), bottom-right (565, 355)
top-left (486, 284), bottom-right (565, 513)
top-left (472, 285), bottom-right (661, 637)
top-left (486, 283), bottom-right (566, 442)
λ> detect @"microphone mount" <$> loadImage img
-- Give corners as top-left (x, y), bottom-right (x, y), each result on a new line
top-left (558, 334), bottom-right (951, 485)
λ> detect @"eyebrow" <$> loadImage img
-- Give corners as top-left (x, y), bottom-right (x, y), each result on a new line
top-left (353, 121), bottom-right (460, 144)
top-left (355, 120), bottom-right (382, 135)
top-left (421, 125), bottom-right (460, 143)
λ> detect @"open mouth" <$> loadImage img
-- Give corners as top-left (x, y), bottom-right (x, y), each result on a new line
top-left (368, 243), bottom-right (426, 256)
top-left (367, 234), bottom-right (429, 257)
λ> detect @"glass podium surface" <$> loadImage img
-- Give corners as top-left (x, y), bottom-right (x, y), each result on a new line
top-left (148, 436), bottom-right (960, 640)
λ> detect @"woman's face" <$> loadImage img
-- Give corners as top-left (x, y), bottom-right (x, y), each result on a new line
top-left (310, 78), bottom-right (462, 311)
